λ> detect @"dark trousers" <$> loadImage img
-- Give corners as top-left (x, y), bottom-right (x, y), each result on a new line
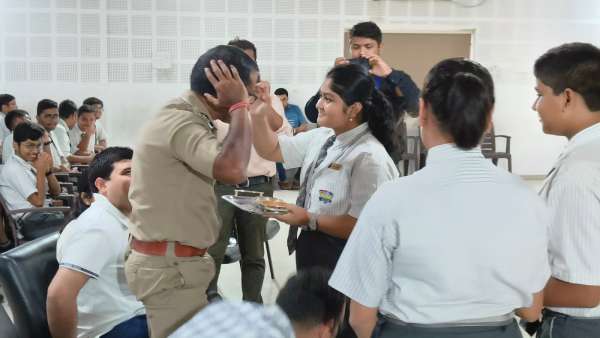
top-left (276, 163), bottom-right (287, 182)
top-left (208, 181), bottom-right (271, 303)
top-left (101, 314), bottom-right (149, 338)
top-left (18, 212), bottom-right (65, 240)
top-left (372, 316), bottom-right (522, 338)
top-left (539, 309), bottom-right (600, 338)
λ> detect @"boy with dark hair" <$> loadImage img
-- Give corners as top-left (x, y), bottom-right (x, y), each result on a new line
top-left (171, 268), bottom-right (345, 338)
top-left (36, 99), bottom-right (69, 171)
top-left (57, 100), bottom-right (94, 164)
top-left (304, 21), bottom-right (420, 125)
top-left (2, 109), bottom-right (30, 164)
top-left (48, 147), bottom-right (148, 338)
top-left (534, 42), bottom-right (600, 338)
top-left (82, 97), bottom-right (108, 144)
top-left (0, 121), bottom-right (64, 239)
top-left (0, 94), bottom-right (17, 160)
top-left (227, 38), bottom-right (257, 60)
top-left (68, 104), bottom-right (107, 156)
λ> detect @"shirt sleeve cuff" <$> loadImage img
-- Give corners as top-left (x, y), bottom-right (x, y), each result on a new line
top-left (59, 262), bottom-right (99, 279)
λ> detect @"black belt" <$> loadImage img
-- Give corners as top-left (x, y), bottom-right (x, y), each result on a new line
top-left (235, 175), bottom-right (272, 188)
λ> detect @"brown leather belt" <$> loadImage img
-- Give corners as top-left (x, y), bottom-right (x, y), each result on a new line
top-left (131, 238), bottom-right (207, 257)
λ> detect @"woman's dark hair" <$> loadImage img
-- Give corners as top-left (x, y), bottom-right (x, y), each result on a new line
top-left (276, 268), bottom-right (345, 330)
top-left (326, 63), bottom-right (398, 154)
top-left (13, 121), bottom-right (45, 144)
top-left (421, 58), bottom-right (495, 149)
top-left (190, 45), bottom-right (258, 97)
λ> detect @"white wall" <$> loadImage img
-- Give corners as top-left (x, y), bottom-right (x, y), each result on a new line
top-left (1, 0), bottom-right (599, 175)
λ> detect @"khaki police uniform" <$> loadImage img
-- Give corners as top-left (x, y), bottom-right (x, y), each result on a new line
top-left (125, 90), bottom-right (221, 338)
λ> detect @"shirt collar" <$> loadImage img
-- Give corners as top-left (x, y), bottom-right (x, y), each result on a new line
top-left (562, 122), bottom-right (600, 159)
top-left (426, 143), bottom-right (484, 165)
top-left (91, 193), bottom-right (131, 230)
top-left (335, 123), bottom-right (369, 145)
top-left (10, 154), bottom-right (35, 172)
top-left (58, 119), bottom-right (69, 130)
top-left (181, 90), bottom-right (213, 120)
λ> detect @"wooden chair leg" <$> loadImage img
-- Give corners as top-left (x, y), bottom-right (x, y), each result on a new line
top-left (265, 240), bottom-right (275, 280)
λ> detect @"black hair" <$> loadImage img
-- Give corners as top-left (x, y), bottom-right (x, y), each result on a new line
top-left (37, 98), bottom-right (58, 116)
top-left (87, 147), bottom-right (133, 193)
top-left (349, 21), bottom-right (382, 44)
top-left (75, 167), bottom-right (93, 217)
top-left (326, 63), bottom-right (398, 154)
top-left (422, 58), bottom-right (495, 150)
top-left (534, 42), bottom-right (600, 111)
top-left (274, 88), bottom-right (289, 97)
top-left (13, 121), bottom-right (45, 143)
top-left (59, 99), bottom-right (78, 119)
top-left (228, 38), bottom-right (257, 60)
top-left (82, 97), bottom-right (103, 108)
top-left (190, 45), bottom-right (259, 97)
top-left (78, 104), bottom-right (96, 117)
top-left (0, 94), bottom-right (15, 109)
top-left (5, 109), bottom-right (29, 131)
top-left (276, 268), bottom-right (345, 330)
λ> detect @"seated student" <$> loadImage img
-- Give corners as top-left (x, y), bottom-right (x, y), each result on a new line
top-left (533, 43), bottom-right (600, 338)
top-left (68, 104), bottom-right (107, 156)
top-left (36, 99), bottom-right (70, 172)
top-left (329, 59), bottom-right (551, 338)
top-left (47, 147), bottom-right (148, 338)
top-left (0, 121), bottom-right (64, 239)
top-left (56, 99), bottom-right (94, 165)
top-left (82, 97), bottom-right (108, 153)
top-left (171, 267), bottom-right (345, 338)
top-left (0, 94), bottom-right (17, 160)
top-left (2, 109), bottom-right (30, 164)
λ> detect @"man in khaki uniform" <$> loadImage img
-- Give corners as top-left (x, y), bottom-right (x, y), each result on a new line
top-left (125, 45), bottom-right (258, 338)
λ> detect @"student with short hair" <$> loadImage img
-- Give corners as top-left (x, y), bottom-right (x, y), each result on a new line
top-left (36, 99), bottom-right (69, 171)
top-left (82, 97), bottom-right (108, 152)
top-left (0, 121), bottom-right (64, 239)
top-left (68, 104), bottom-right (107, 156)
top-left (2, 109), bottom-right (30, 164)
top-left (47, 147), bottom-right (148, 338)
top-left (329, 59), bottom-right (550, 338)
top-left (533, 42), bottom-right (600, 338)
top-left (0, 93), bottom-right (17, 160)
top-left (57, 100), bottom-right (94, 164)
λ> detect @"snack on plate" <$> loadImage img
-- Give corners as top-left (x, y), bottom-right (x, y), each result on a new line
top-left (257, 197), bottom-right (288, 213)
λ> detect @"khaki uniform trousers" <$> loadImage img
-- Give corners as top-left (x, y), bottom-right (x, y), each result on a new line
top-left (125, 249), bottom-right (215, 338)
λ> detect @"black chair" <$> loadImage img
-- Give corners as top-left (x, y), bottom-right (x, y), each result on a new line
top-left (0, 303), bottom-right (18, 338)
top-left (481, 127), bottom-right (512, 172)
top-left (0, 232), bottom-right (59, 338)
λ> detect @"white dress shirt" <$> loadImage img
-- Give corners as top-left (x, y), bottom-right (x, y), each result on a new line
top-left (0, 154), bottom-right (48, 211)
top-left (330, 144), bottom-right (551, 324)
top-left (540, 122), bottom-right (600, 317)
top-left (68, 123), bottom-right (106, 154)
top-left (57, 193), bottom-right (145, 338)
top-left (54, 119), bottom-right (71, 156)
top-left (2, 132), bottom-right (14, 164)
top-left (48, 129), bottom-right (66, 168)
top-left (279, 123), bottom-right (398, 218)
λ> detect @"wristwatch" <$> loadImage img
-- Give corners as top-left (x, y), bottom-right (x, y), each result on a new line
top-left (307, 212), bottom-right (319, 231)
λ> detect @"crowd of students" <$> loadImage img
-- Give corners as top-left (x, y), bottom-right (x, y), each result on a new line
top-left (0, 19), bottom-right (599, 338)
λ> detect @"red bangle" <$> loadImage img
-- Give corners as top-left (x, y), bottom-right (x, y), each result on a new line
top-left (228, 101), bottom-right (249, 113)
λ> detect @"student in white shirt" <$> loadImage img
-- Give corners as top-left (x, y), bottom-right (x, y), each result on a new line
top-left (0, 121), bottom-right (64, 239)
top-left (329, 59), bottom-right (551, 338)
top-left (2, 109), bottom-right (30, 164)
top-left (57, 99), bottom-right (95, 165)
top-left (36, 99), bottom-right (70, 172)
top-left (533, 43), bottom-right (600, 338)
top-left (69, 104), bottom-right (107, 156)
top-left (47, 147), bottom-right (148, 338)
top-left (0, 94), bottom-right (17, 161)
top-left (250, 63), bottom-right (399, 273)
top-left (83, 96), bottom-right (108, 153)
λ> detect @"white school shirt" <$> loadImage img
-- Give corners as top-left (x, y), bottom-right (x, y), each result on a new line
top-left (68, 124), bottom-right (105, 154)
top-left (330, 144), bottom-right (551, 324)
top-left (48, 129), bottom-right (66, 167)
top-left (539, 122), bottom-right (600, 317)
top-left (278, 123), bottom-right (398, 218)
top-left (2, 132), bottom-right (14, 164)
top-left (0, 112), bottom-right (8, 150)
top-left (54, 119), bottom-right (72, 156)
top-left (57, 193), bottom-right (145, 338)
top-left (0, 154), bottom-right (49, 211)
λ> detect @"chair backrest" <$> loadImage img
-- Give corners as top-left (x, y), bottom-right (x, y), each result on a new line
top-left (481, 127), bottom-right (496, 154)
top-left (0, 193), bottom-right (19, 245)
top-left (0, 232), bottom-right (59, 338)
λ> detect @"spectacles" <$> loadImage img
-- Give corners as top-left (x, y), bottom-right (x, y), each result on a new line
top-left (21, 143), bottom-right (42, 151)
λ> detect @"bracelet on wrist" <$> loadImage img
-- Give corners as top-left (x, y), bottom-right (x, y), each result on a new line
top-left (228, 101), bottom-right (250, 113)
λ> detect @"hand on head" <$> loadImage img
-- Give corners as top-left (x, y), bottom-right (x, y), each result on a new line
top-left (203, 59), bottom-right (249, 109)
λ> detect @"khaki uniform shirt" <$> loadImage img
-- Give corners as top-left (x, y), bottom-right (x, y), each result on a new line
top-left (129, 90), bottom-right (221, 249)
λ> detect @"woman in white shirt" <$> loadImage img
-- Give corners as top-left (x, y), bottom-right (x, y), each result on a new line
top-left (329, 58), bottom-right (551, 338)
top-left (250, 64), bottom-right (399, 272)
